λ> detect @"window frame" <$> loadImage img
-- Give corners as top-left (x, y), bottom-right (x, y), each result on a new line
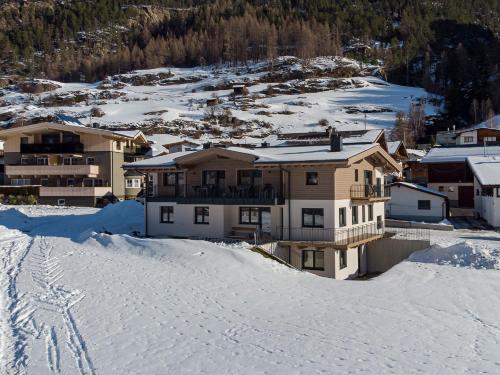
top-left (66, 178), bottom-right (75, 187)
top-left (354, 169), bottom-right (359, 182)
top-left (302, 208), bottom-right (324, 228)
top-left (362, 205), bottom-right (366, 223)
top-left (237, 169), bottom-right (262, 186)
top-left (339, 207), bottom-right (346, 227)
top-left (352, 206), bottom-right (359, 225)
top-left (305, 171), bottom-right (319, 186)
top-left (160, 206), bottom-right (174, 224)
top-left (126, 178), bottom-right (141, 188)
top-left (87, 157), bottom-right (95, 165)
top-left (239, 207), bottom-right (262, 225)
top-left (57, 199), bottom-right (66, 206)
top-left (302, 250), bottom-right (325, 271)
top-left (368, 204), bottom-right (374, 221)
top-left (418, 200), bottom-right (431, 210)
top-left (339, 250), bottom-right (347, 269)
top-left (194, 206), bottom-right (210, 225)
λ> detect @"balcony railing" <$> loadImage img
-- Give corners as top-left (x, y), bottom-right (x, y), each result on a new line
top-left (350, 184), bottom-right (390, 200)
top-left (40, 186), bottom-right (112, 197)
top-left (20, 142), bottom-right (84, 154)
top-left (276, 222), bottom-right (385, 247)
top-left (6, 164), bottom-right (99, 177)
top-left (124, 146), bottom-right (151, 156)
top-left (150, 185), bottom-right (284, 205)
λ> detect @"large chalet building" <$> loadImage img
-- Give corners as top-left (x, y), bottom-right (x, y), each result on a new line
top-left (124, 130), bottom-right (401, 279)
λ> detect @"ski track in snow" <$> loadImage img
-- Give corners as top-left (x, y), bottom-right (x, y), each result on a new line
top-left (31, 236), bottom-right (95, 375)
top-left (0, 233), bottom-right (35, 375)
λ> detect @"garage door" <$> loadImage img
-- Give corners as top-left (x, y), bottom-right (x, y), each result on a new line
top-left (458, 186), bottom-right (474, 208)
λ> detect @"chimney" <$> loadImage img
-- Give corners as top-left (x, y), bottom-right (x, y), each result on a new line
top-left (203, 142), bottom-right (212, 149)
top-left (330, 128), bottom-right (343, 152)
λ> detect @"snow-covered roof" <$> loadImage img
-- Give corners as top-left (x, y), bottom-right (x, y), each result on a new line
top-left (342, 129), bottom-right (384, 145)
top-left (421, 146), bottom-right (500, 164)
top-left (387, 141), bottom-right (402, 155)
top-left (55, 113), bottom-right (84, 127)
top-left (112, 130), bottom-right (143, 138)
top-left (228, 144), bottom-right (376, 164)
top-left (391, 182), bottom-right (447, 198)
top-left (467, 156), bottom-right (500, 186)
top-left (407, 149), bottom-right (426, 158)
top-left (124, 151), bottom-right (196, 169)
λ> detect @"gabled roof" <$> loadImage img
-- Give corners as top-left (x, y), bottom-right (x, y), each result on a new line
top-left (124, 142), bottom-right (402, 172)
top-left (467, 156), bottom-right (500, 186)
top-left (421, 145), bottom-right (500, 164)
top-left (386, 141), bottom-right (408, 158)
top-left (0, 122), bottom-right (147, 143)
top-left (390, 182), bottom-right (448, 199)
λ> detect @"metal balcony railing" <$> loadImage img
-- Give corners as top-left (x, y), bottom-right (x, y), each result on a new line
top-left (276, 221), bottom-right (385, 246)
top-left (350, 184), bottom-right (390, 200)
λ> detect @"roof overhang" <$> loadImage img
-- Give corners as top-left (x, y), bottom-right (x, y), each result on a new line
top-left (175, 147), bottom-right (257, 166)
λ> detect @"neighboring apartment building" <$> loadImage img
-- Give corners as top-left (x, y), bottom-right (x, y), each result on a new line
top-left (146, 134), bottom-right (200, 157)
top-left (0, 122), bottom-right (150, 206)
top-left (124, 132), bottom-right (401, 279)
top-left (420, 145), bottom-right (500, 209)
top-left (468, 156), bottom-right (500, 227)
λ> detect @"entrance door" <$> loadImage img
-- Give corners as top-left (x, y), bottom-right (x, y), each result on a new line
top-left (458, 186), bottom-right (474, 208)
top-left (260, 208), bottom-right (272, 234)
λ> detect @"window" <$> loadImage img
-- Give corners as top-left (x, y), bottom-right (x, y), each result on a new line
top-left (306, 172), bottom-right (318, 185)
top-left (57, 199), bottom-right (66, 206)
top-left (339, 207), bottom-right (346, 227)
top-left (418, 200), bottom-right (431, 210)
top-left (87, 157), bottom-right (95, 165)
top-left (377, 215), bottom-right (383, 229)
top-left (497, 188), bottom-right (500, 198)
top-left (20, 137), bottom-right (29, 145)
top-left (362, 205), bottom-right (366, 222)
top-left (339, 250), bottom-right (347, 269)
top-left (21, 158), bottom-right (29, 165)
top-left (37, 157), bottom-right (48, 165)
top-left (352, 206), bottom-right (359, 224)
top-left (62, 132), bottom-right (80, 144)
top-left (40, 178), bottom-right (48, 187)
top-left (42, 134), bottom-right (59, 144)
top-left (83, 178), bottom-right (103, 187)
top-left (476, 189), bottom-right (480, 196)
top-left (484, 137), bottom-right (496, 142)
top-left (368, 205), bottom-right (374, 221)
top-left (11, 179), bottom-right (31, 186)
top-left (63, 157), bottom-right (72, 165)
top-left (302, 250), bottom-right (325, 271)
top-left (203, 170), bottom-right (225, 187)
top-left (237, 170), bottom-right (262, 186)
top-left (160, 206), bottom-right (174, 223)
top-left (463, 136), bottom-right (474, 143)
top-left (66, 178), bottom-right (75, 187)
top-left (302, 208), bottom-right (324, 228)
top-left (438, 186), bottom-right (444, 192)
top-left (164, 173), bottom-right (177, 186)
top-left (195, 207), bottom-right (209, 224)
top-left (126, 179), bottom-right (141, 188)
top-left (354, 169), bottom-right (359, 182)
top-left (240, 207), bottom-right (261, 225)
top-left (116, 141), bottom-right (121, 150)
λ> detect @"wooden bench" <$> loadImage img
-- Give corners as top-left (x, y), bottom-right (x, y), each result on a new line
top-left (227, 226), bottom-right (257, 240)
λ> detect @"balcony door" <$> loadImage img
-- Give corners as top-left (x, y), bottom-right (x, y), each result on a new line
top-left (42, 134), bottom-right (60, 145)
top-left (202, 170), bottom-right (225, 195)
top-left (364, 171), bottom-right (373, 197)
top-left (237, 170), bottom-right (262, 197)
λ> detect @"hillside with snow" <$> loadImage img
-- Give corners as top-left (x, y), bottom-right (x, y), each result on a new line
top-left (0, 202), bottom-right (499, 374)
top-left (0, 57), bottom-right (440, 143)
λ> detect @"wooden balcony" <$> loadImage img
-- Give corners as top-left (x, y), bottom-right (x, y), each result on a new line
top-left (350, 184), bottom-right (391, 202)
top-left (39, 186), bottom-right (111, 197)
top-left (6, 165), bottom-right (100, 177)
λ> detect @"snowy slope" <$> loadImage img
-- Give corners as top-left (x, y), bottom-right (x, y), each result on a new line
top-left (0, 203), bottom-right (499, 374)
top-left (0, 57), bottom-right (439, 142)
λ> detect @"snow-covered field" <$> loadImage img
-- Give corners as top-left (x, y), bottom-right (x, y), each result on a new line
top-left (0, 57), bottom-right (440, 142)
top-left (1, 202), bottom-right (499, 374)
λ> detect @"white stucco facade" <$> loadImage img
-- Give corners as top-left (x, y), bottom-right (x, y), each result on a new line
top-left (473, 177), bottom-right (500, 228)
top-left (387, 184), bottom-right (448, 222)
